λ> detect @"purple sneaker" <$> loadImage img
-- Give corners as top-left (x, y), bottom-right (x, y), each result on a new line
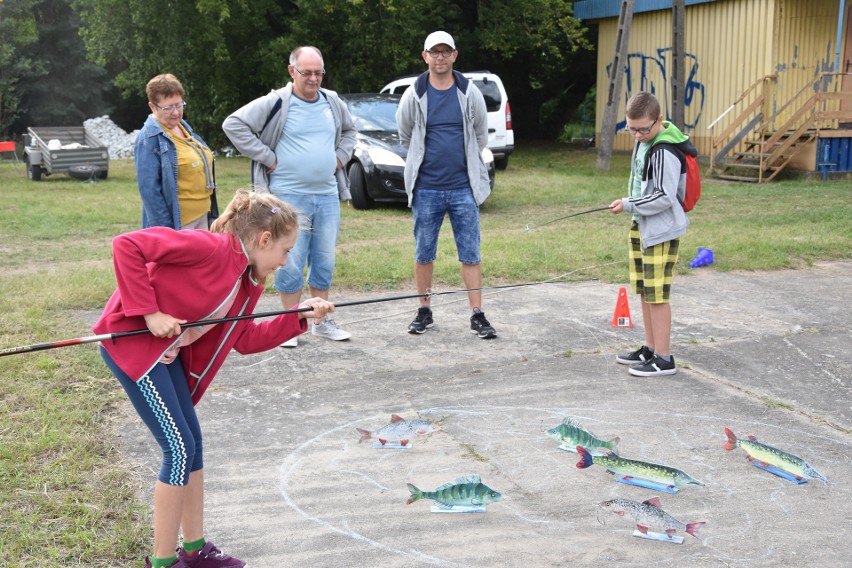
top-left (144, 557), bottom-right (190, 568)
top-left (179, 542), bottom-right (245, 568)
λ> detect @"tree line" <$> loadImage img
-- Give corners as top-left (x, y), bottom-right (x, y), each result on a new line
top-left (1, 0), bottom-right (596, 149)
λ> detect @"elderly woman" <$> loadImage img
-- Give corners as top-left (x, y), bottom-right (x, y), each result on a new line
top-left (135, 74), bottom-right (216, 229)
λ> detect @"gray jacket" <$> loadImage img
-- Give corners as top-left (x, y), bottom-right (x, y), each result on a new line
top-left (222, 83), bottom-right (357, 199)
top-left (622, 131), bottom-right (690, 248)
top-left (396, 71), bottom-right (490, 206)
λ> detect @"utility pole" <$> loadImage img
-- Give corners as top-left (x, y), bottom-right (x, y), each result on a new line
top-left (671, 0), bottom-right (686, 129)
top-left (596, 0), bottom-right (635, 171)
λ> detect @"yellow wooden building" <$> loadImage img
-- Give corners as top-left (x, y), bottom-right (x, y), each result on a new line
top-left (574, 0), bottom-right (852, 180)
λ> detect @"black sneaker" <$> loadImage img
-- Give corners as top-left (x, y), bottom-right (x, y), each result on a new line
top-left (470, 309), bottom-right (497, 339)
top-left (628, 355), bottom-right (677, 377)
top-left (408, 307), bottom-right (433, 334)
top-left (616, 345), bottom-right (654, 365)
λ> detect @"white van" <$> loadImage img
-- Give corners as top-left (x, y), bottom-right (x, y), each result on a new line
top-left (381, 71), bottom-right (514, 169)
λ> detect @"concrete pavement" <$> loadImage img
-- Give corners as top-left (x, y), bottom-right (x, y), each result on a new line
top-left (115, 261), bottom-right (852, 567)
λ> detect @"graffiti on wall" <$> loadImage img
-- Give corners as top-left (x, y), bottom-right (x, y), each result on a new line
top-left (607, 48), bottom-right (706, 132)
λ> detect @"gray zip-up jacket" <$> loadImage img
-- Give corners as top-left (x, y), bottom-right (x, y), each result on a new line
top-left (622, 122), bottom-right (691, 248)
top-left (221, 83), bottom-right (356, 199)
top-left (396, 71), bottom-right (490, 206)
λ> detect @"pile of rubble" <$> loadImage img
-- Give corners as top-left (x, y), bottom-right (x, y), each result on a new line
top-left (84, 115), bottom-right (139, 160)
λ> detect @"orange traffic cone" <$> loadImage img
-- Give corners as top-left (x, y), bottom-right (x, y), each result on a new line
top-left (611, 287), bottom-right (633, 328)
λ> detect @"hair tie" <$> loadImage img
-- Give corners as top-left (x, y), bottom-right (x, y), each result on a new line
top-left (270, 207), bottom-right (280, 214)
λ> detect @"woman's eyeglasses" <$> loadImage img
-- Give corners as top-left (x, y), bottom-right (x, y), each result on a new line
top-left (153, 101), bottom-right (187, 113)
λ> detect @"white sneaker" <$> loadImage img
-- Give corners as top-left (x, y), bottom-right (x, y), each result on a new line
top-left (311, 318), bottom-right (352, 341)
top-left (280, 336), bottom-right (299, 348)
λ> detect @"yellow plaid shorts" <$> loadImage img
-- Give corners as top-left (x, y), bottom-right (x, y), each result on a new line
top-left (628, 221), bottom-right (679, 303)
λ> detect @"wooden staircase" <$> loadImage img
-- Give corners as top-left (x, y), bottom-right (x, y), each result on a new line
top-left (709, 73), bottom-right (851, 182)
top-left (717, 128), bottom-right (818, 183)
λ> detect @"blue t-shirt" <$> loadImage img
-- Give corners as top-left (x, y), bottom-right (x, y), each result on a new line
top-left (269, 95), bottom-right (337, 196)
top-left (415, 82), bottom-right (469, 190)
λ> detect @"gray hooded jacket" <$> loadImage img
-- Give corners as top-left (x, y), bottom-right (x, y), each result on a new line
top-left (396, 70), bottom-right (490, 206)
top-left (622, 121), bottom-right (692, 248)
top-left (222, 83), bottom-right (356, 199)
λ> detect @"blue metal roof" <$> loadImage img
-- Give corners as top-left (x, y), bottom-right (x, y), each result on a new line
top-left (574, 0), bottom-right (719, 20)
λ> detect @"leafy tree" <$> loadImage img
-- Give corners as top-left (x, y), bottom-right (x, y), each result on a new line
top-left (268, 0), bottom-right (593, 139)
top-left (10, 0), bottom-right (111, 131)
top-left (72, 0), bottom-right (594, 146)
top-left (74, 0), bottom-right (295, 146)
top-left (0, 0), bottom-right (46, 137)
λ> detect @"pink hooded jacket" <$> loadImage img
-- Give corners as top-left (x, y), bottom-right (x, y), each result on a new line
top-left (93, 228), bottom-right (305, 405)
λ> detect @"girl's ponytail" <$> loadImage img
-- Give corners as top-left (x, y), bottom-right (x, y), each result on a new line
top-left (211, 189), bottom-right (299, 245)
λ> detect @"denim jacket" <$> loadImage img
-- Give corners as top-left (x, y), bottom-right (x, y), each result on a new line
top-left (134, 115), bottom-right (214, 229)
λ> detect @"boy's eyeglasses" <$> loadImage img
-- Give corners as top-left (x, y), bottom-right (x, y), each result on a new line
top-left (624, 117), bottom-right (658, 135)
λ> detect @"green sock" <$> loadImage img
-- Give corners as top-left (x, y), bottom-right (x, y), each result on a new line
top-left (182, 537), bottom-right (206, 555)
top-left (151, 555), bottom-right (177, 568)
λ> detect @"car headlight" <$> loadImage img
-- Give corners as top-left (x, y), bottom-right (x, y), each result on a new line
top-left (367, 147), bottom-right (406, 167)
top-left (481, 147), bottom-right (494, 164)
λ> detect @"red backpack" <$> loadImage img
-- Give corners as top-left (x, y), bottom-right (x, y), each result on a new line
top-left (644, 140), bottom-right (701, 212)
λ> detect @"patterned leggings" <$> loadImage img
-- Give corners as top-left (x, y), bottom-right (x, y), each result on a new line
top-left (100, 347), bottom-right (203, 486)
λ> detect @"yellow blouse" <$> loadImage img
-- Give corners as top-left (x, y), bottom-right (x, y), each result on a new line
top-left (164, 123), bottom-right (214, 226)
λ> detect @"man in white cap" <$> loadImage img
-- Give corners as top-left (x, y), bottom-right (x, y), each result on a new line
top-left (396, 31), bottom-right (496, 339)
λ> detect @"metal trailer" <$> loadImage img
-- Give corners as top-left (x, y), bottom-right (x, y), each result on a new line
top-left (23, 126), bottom-right (110, 181)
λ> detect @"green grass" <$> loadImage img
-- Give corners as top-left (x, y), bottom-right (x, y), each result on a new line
top-left (0, 146), bottom-right (850, 565)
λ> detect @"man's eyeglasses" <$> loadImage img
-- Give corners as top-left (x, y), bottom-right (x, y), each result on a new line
top-left (152, 101), bottom-right (187, 113)
top-left (427, 48), bottom-right (454, 58)
top-left (293, 66), bottom-right (326, 78)
top-left (624, 117), bottom-right (658, 135)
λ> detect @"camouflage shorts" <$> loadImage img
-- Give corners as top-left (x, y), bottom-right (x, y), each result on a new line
top-left (628, 221), bottom-right (679, 303)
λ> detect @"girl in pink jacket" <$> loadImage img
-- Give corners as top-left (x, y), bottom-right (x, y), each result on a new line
top-left (95, 189), bottom-right (334, 568)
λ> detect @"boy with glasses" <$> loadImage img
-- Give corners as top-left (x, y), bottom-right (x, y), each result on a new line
top-left (396, 31), bottom-right (497, 339)
top-left (609, 91), bottom-right (696, 376)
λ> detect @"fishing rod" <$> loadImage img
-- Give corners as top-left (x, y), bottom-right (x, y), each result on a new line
top-left (524, 206), bottom-right (614, 233)
top-left (0, 280), bottom-right (562, 358)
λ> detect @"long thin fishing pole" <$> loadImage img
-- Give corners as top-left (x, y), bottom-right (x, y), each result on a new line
top-left (524, 206), bottom-right (613, 233)
top-left (0, 280), bottom-right (565, 358)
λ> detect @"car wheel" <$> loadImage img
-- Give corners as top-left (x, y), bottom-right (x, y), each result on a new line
top-left (348, 161), bottom-right (373, 210)
top-left (25, 155), bottom-right (42, 181)
top-left (495, 156), bottom-right (509, 170)
top-left (68, 165), bottom-right (100, 180)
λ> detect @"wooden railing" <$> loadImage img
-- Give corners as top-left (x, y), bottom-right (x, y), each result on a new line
top-left (707, 74), bottom-right (774, 170)
top-left (708, 72), bottom-right (852, 181)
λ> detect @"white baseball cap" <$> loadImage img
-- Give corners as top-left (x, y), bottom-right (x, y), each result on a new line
top-left (424, 31), bottom-right (456, 51)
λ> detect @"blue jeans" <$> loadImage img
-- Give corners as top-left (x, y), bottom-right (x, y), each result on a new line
top-left (100, 347), bottom-right (203, 486)
top-left (273, 193), bottom-right (340, 294)
top-left (412, 188), bottom-right (481, 264)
